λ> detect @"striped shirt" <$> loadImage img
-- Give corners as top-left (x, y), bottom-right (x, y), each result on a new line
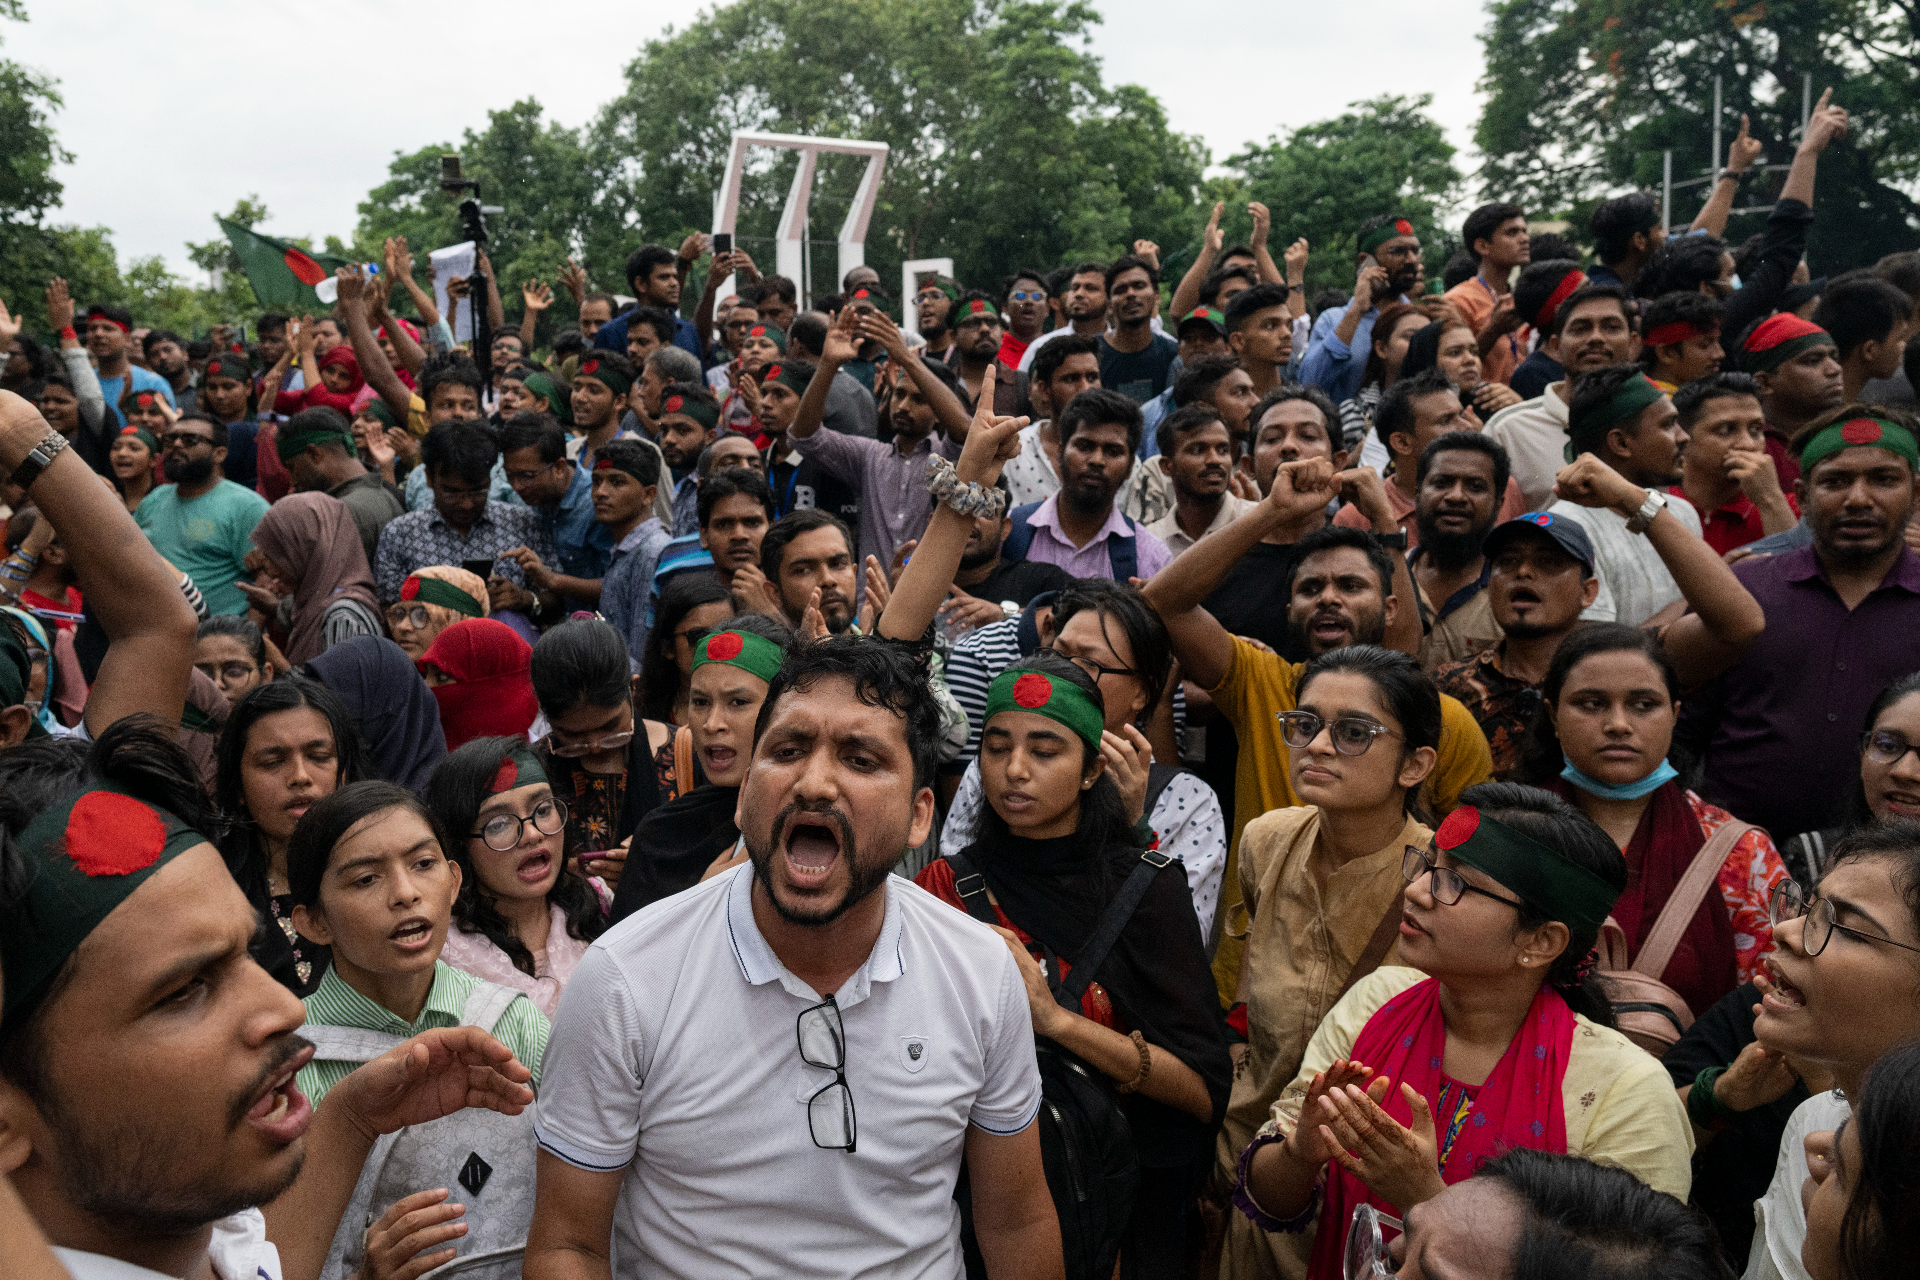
top-left (296, 960), bottom-right (549, 1105)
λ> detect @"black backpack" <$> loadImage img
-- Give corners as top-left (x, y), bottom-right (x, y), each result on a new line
top-left (949, 845), bottom-right (1171, 1280)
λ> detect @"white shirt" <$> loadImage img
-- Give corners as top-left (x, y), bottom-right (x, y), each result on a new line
top-left (940, 757), bottom-right (1226, 939)
top-left (1547, 494), bottom-right (1704, 626)
top-left (1147, 491), bottom-right (1258, 557)
top-left (1485, 382), bottom-right (1571, 512)
top-left (535, 864), bottom-right (1042, 1279)
top-left (1015, 313), bottom-right (1168, 374)
top-left (1743, 1090), bottom-right (1851, 1280)
top-left (52, 1210), bottom-right (281, 1280)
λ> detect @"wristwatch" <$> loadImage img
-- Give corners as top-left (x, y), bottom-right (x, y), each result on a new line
top-left (1625, 488), bottom-right (1668, 535)
top-left (8, 431), bottom-right (69, 491)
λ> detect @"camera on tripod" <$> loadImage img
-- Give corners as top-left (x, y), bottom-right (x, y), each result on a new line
top-left (439, 155), bottom-right (497, 248)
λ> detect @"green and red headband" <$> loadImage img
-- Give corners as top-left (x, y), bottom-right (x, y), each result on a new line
top-left (121, 389), bottom-right (162, 413)
top-left (954, 297), bottom-right (1001, 324)
top-left (357, 398), bottom-right (400, 432)
top-left (277, 421), bottom-right (356, 463)
top-left (203, 356), bottom-right (250, 383)
top-left (659, 391), bottom-right (720, 432)
top-left (3, 786), bottom-right (208, 1024)
top-left (575, 357), bottom-right (632, 396)
top-left (1179, 306), bottom-right (1228, 337)
top-left (1434, 804), bottom-right (1620, 934)
top-left (1566, 373), bottom-right (1666, 461)
top-left (690, 628), bottom-right (786, 684)
top-left (115, 423), bottom-right (158, 454)
top-left (1739, 314), bottom-right (1834, 375)
top-left (400, 574), bottom-right (484, 618)
top-left (1359, 217), bottom-right (1416, 256)
top-left (1645, 319), bottom-right (1718, 348)
top-left (745, 323), bottom-right (787, 353)
top-left (761, 362), bottom-right (811, 395)
top-left (1798, 416), bottom-right (1920, 474)
top-left (983, 669), bottom-right (1104, 751)
top-left (489, 744), bottom-right (547, 794)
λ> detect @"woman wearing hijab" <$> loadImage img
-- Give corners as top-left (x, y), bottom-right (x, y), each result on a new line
top-left (243, 492), bottom-right (383, 665)
top-left (271, 338), bottom-right (366, 418)
top-left (605, 613), bottom-right (794, 923)
top-left (385, 565), bottom-right (488, 661)
top-left (302, 634), bottom-right (446, 794)
top-left (918, 653), bottom-right (1231, 1276)
top-left (419, 616), bottom-right (539, 750)
top-left (1521, 624), bottom-right (1789, 1013)
top-left (1236, 782), bottom-right (1693, 1278)
top-left (0, 606), bottom-right (77, 734)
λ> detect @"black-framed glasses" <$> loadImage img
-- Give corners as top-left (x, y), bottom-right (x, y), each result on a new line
top-left (1769, 880), bottom-right (1920, 959)
top-left (797, 995), bottom-right (856, 1152)
top-left (1344, 1203), bottom-right (1402, 1280)
top-left (1862, 730), bottom-right (1920, 767)
top-left (1278, 710), bottom-right (1399, 756)
top-left (470, 797), bottom-right (568, 853)
top-left (195, 660), bottom-right (257, 685)
top-left (1403, 847), bottom-right (1527, 911)
top-left (160, 431), bottom-right (213, 449)
top-left (1037, 645), bottom-right (1137, 685)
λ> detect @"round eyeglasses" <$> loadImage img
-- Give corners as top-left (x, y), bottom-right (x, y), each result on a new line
top-left (470, 797), bottom-right (569, 852)
top-left (1769, 880), bottom-right (1920, 959)
top-left (1278, 710), bottom-right (1398, 756)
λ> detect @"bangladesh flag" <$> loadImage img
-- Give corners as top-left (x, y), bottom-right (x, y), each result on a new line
top-left (218, 218), bottom-right (351, 309)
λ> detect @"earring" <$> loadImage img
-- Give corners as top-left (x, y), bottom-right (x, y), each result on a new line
top-left (1520, 957), bottom-right (1530, 966)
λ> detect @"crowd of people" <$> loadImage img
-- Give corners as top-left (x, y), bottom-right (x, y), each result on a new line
top-left (2, 81), bottom-right (1919, 1280)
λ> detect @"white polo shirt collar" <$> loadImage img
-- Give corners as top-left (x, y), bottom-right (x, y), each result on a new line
top-left (722, 862), bottom-right (906, 1008)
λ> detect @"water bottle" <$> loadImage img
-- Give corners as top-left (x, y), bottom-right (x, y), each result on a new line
top-left (314, 263), bottom-right (381, 305)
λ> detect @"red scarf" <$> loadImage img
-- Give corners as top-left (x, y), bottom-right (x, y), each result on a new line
top-left (1552, 779), bottom-right (1737, 1016)
top-left (420, 619), bottom-right (538, 750)
top-left (1308, 979), bottom-right (1573, 1279)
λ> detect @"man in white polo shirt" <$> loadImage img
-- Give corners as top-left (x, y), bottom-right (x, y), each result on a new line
top-left (527, 638), bottom-right (1062, 1280)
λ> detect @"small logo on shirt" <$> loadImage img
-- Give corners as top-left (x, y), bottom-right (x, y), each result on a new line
top-left (900, 1036), bottom-right (929, 1073)
top-left (458, 1151), bottom-right (493, 1195)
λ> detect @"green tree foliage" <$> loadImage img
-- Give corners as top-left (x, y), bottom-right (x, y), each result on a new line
top-left (1475, 0), bottom-right (1919, 271)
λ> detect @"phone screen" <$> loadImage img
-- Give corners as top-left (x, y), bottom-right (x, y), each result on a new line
top-left (713, 233), bottom-right (733, 255)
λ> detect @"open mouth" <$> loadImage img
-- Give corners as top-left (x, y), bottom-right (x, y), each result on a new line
top-left (244, 1042), bottom-right (315, 1143)
top-left (516, 850), bottom-right (553, 885)
top-left (1308, 612), bottom-right (1351, 643)
top-left (390, 916), bottom-right (434, 950)
top-left (1506, 587), bottom-right (1541, 607)
top-left (781, 811), bottom-right (846, 888)
top-left (1762, 958), bottom-right (1807, 1013)
top-left (1399, 910), bottom-right (1427, 939)
top-left (703, 745), bottom-right (737, 774)
top-left (1882, 790), bottom-right (1920, 816)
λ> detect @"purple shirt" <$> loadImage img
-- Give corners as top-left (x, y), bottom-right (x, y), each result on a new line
top-left (1686, 544), bottom-right (1920, 841)
top-left (1018, 494), bottom-right (1172, 582)
top-left (791, 428), bottom-right (959, 571)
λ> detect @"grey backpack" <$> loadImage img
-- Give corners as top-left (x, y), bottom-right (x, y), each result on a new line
top-left (301, 981), bottom-right (539, 1280)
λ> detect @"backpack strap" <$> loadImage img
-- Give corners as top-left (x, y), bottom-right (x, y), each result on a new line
top-left (673, 725), bottom-right (694, 796)
top-left (1106, 524), bottom-right (1139, 583)
top-left (999, 503), bottom-right (1042, 565)
top-left (943, 852), bottom-right (1000, 927)
top-left (1633, 820), bottom-right (1752, 981)
top-left (459, 980), bottom-right (525, 1035)
top-left (299, 1023), bottom-right (410, 1064)
top-left (1056, 848), bottom-right (1173, 1007)
top-left (1330, 891), bottom-right (1407, 1007)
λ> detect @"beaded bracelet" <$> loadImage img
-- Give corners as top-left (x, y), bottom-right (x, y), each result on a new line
top-left (924, 455), bottom-right (1008, 521)
top-left (1115, 1030), bottom-right (1152, 1094)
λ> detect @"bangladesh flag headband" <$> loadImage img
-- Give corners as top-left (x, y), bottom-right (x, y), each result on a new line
top-left (984, 668), bottom-right (1104, 751)
top-left (3, 786), bottom-right (208, 1025)
top-left (575, 357), bottom-right (632, 396)
top-left (762, 362), bottom-right (812, 395)
top-left (660, 392), bottom-right (720, 432)
top-left (1359, 217), bottom-right (1415, 256)
top-left (203, 356), bottom-right (250, 383)
top-left (1799, 416), bottom-right (1920, 473)
top-left (1566, 374), bottom-right (1666, 461)
top-left (1740, 314), bottom-right (1833, 375)
top-left (400, 574), bottom-right (484, 618)
top-left (1434, 804), bottom-right (1620, 935)
top-left (956, 297), bottom-right (1000, 323)
top-left (489, 744), bottom-right (548, 794)
top-left (116, 423), bottom-right (158, 453)
top-left (277, 421), bottom-right (356, 462)
top-left (746, 323), bottom-right (788, 353)
top-left (691, 628), bottom-right (785, 684)
top-left (519, 370), bottom-right (571, 426)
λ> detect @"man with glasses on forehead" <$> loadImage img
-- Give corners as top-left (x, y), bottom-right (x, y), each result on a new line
top-left (133, 411), bottom-right (270, 617)
top-left (528, 637), bottom-right (1061, 1280)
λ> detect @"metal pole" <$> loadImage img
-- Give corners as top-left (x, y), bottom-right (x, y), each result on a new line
top-left (1712, 75), bottom-right (1723, 188)
top-left (1662, 150), bottom-right (1672, 230)
top-left (1802, 72), bottom-right (1812, 136)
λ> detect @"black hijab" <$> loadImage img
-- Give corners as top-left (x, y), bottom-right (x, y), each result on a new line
top-left (961, 830), bottom-right (1232, 1167)
top-left (607, 782), bottom-right (739, 925)
top-left (1400, 319), bottom-right (1448, 381)
top-left (304, 636), bottom-right (446, 794)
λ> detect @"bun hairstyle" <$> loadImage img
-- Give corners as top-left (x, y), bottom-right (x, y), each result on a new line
top-left (1454, 781), bottom-right (1629, 1028)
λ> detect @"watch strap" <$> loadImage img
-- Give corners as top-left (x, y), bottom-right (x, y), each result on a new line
top-left (1625, 488), bottom-right (1667, 535)
top-left (8, 432), bottom-right (69, 491)
top-left (1374, 530), bottom-right (1409, 550)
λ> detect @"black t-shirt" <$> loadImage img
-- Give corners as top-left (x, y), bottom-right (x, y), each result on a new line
top-left (966, 559), bottom-right (1071, 610)
top-left (1663, 981), bottom-right (1812, 1270)
top-left (1099, 333), bottom-right (1180, 404)
top-left (765, 446), bottom-right (860, 531)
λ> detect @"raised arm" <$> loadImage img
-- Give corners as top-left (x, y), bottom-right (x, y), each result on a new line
top-left (294, 316), bottom-right (323, 395)
top-left (387, 236), bottom-right (442, 353)
top-left (1689, 114), bottom-right (1763, 237)
top-left (1169, 202), bottom-right (1224, 319)
top-left (0, 390), bottom-right (197, 734)
top-left (477, 249), bottom-right (506, 334)
top-left (1333, 466), bottom-right (1423, 657)
top-left (1552, 454), bottom-right (1765, 687)
top-left (787, 309), bottom-right (858, 442)
top-left (519, 279), bottom-right (552, 355)
top-left (1780, 88), bottom-right (1847, 209)
top-left (859, 308), bottom-right (972, 439)
top-left (337, 268), bottom-right (416, 424)
top-left (1248, 201), bottom-right (1284, 285)
top-left (47, 278), bottom-right (107, 433)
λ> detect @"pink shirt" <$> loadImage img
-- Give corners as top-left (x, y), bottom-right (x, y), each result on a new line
top-left (439, 887), bottom-right (608, 1019)
top-left (1019, 493), bottom-right (1172, 582)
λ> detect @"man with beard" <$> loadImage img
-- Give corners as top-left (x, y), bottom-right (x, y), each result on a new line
top-left (1166, 353), bottom-right (1259, 458)
top-left (652, 383), bottom-right (721, 535)
top-left (946, 294), bottom-right (1022, 416)
top-left (1017, 261), bottom-right (1108, 374)
top-left (1300, 215), bottom-right (1422, 403)
top-left (1406, 431), bottom-right (1510, 671)
top-left (82, 303), bottom-right (174, 411)
top-left (1098, 256), bottom-right (1177, 404)
top-left (142, 329), bottom-right (198, 416)
top-left (998, 388), bottom-right (1172, 582)
top-left (1680, 407), bottom-right (1920, 844)
top-left (1638, 292), bottom-right (1726, 391)
top-left (133, 412), bottom-right (270, 616)
top-left (943, 476), bottom-right (1071, 626)
top-left (913, 275), bottom-right (959, 365)
top-left (279, 406), bottom-right (406, 565)
top-left (754, 510), bottom-right (859, 635)
top-left (1436, 512), bottom-right (1599, 775)
top-left (527, 639), bottom-right (1060, 1280)
top-left (1735, 312), bottom-right (1845, 490)
top-left (1003, 338), bottom-right (1170, 524)
top-left (1147, 403), bottom-right (1256, 555)
top-left (1486, 283), bottom-right (1641, 510)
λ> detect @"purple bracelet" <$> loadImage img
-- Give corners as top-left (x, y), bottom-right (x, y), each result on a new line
top-left (1231, 1130), bottom-right (1323, 1233)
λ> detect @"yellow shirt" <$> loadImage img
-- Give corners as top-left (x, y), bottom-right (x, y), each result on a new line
top-left (1207, 637), bottom-right (1494, 1000)
top-left (1249, 966), bottom-right (1694, 1279)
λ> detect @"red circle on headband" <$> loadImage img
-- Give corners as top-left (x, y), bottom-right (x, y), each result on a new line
top-left (1012, 673), bottom-right (1052, 709)
top-left (1435, 805), bottom-right (1480, 851)
top-left (119, 425), bottom-right (138, 436)
top-left (65, 792), bottom-right (168, 877)
top-left (750, 325), bottom-right (766, 337)
top-left (581, 359), bottom-right (599, 375)
top-left (705, 632), bottom-right (744, 661)
top-left (1529, 512), bottom-right (1552, 527)
top-left (136, 393), bottom-right (154, 407)
top-left (400, 577), bottom-right (421, 601)
top-left (970, 300), bottom-right (986, 313)
top-left (766, 364), bottom-right (783, 381)
top-left (595, 457), bottom-right (613, 470)
top-left (490, 760), bottom-right (519, 794)
top-left (1394, 219), bottom-right (1413, 236)
top-left (207, 361), bottom-right (223, 376)
top-left (664, 395), bottom-right (684, 413)
top-left (1841, 418), bottom-right (1884, 445)
top-left (853, 289), bottom-right (869, 299)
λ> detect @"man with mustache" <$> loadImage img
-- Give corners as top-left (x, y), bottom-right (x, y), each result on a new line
top-left (132, 411), bottom-right (270, 617)
top-left (1406, 431), bottom-right (1511, 671)
top-left (1299, 214), bottom-right (1422, 404)
top-left (999, 388), bottom-right (1173, 582)
top-left (527, 638), bottom-right (1062, 1280)
top-left (1146, 403), bottom-right (1256, 555)
top-left (754, 510), bottom-right (860, 636)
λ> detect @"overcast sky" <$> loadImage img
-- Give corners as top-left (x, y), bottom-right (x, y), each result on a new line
top-left (8, 0), bottom-right (1491, 279)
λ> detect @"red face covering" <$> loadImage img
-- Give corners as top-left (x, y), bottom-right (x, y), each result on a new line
top-left (418, 618), bottom-right (538, 750)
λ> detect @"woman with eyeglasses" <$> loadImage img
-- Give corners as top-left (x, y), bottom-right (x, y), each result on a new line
top-left (1235, 782), bottom-right (1691, 1279)
top-left (1798, 1036), bottom-right (1920, 1280)
top-left (1740, 820), bottom-right (1920, 1280)
top-left (635, 574), bottom-right (735, 726)
top-left (917, 652), bottom-right (1232, 1277)
top-left (385, 565), bottom-right (489, 662)
top-left (195, 615), bottom-right (271, 702)
top-left (428, 736), bottom-right (608, 1018)
top-left (530, 620), bottom-right (673, 892)
top-left (1520, 624), bottom-right (1789, 1016)
top-left (1779, 671), bottom-right (1920, 890)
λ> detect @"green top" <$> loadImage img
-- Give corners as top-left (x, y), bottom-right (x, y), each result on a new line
top-left (296, 959), bottom-right (550, 1105)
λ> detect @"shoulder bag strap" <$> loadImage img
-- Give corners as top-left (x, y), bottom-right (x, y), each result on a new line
top-left (1141, 763), bottom-right (1180, 835)
top-left (458, 980), bottom-right (524, 1035)
top-left (1330, 890), bottom-right (1407, 1007)
top-left (673, 724), bottom-right (694, 796)
top-left (299, 1023), bottom-right (410, 1064)
top-left (1056, 848), bottom-right (1173, 1006)
top-left (1633, 820), bottom-right (1752, 980)
top-left (943, 852), bottom-right (1001, 927)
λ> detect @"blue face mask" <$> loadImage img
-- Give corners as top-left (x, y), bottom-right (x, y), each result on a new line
top-left (1561, 757), bottom-right (1679, 801)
